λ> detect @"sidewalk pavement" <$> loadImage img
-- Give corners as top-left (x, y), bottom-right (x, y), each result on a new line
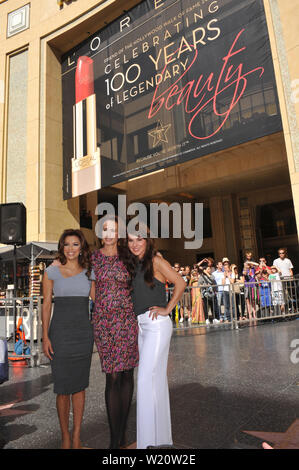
top-left (1, 318), bottom-right (299, 449)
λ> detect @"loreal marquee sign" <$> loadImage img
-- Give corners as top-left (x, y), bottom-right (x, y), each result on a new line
top-left (61, 0), bottom-right (282, 199)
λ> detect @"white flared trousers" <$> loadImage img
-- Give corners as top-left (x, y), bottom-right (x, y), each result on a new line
top-left (137, 311), bottom-right (173, 449)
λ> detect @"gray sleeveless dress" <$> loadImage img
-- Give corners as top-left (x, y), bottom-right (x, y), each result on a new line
top-left (46, 265), bottom-right (95, 395)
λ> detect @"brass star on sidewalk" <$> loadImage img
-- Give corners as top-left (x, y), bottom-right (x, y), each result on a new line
top-left (148, 120), bottom-right (171, 147)
top-left (243, 419), bottom-right (299, 449)
top-left (0, 402), bottom-right (31, 417)
top-left (0, 403), bottom-right (15, 414)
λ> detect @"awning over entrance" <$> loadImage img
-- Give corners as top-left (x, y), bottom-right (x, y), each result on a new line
top-left (0, 242), bottom-right (58, 262)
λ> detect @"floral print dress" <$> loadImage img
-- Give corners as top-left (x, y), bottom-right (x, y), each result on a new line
top-left (91, 250), bottom-right (139, 373)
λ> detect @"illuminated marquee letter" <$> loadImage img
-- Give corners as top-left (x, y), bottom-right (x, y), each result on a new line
top-left (120, 16), bottom-right (131, 32)
top-left (154, 0), bottom-right (165, 9)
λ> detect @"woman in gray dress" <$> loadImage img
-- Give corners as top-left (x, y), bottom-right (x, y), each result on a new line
top-left (42, 229), bottom-right (95, 449)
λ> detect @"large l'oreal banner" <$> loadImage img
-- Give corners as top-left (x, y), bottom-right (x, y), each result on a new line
top-left (61, 0), bottom-right (282, 199)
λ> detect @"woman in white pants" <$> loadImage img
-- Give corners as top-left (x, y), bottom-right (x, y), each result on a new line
top-left (127, 231), bottom-right (186, 449)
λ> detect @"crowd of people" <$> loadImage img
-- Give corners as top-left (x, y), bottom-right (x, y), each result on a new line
top-left (168, 248), bottom-right (296, 325)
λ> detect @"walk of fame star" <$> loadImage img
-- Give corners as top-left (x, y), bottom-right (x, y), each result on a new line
top-left (243, 419), bottom-right (299, 449)
top-left (148, 120), bottom-right (171, 147)
top-left (0, 402), bottom-right (32, 417)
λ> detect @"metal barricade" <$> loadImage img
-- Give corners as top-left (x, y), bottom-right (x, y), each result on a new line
top-left (0, 296), bottom-right (43, 367)
top-left (167, 276), bottom-right (299, 330)
top-left (167, 284), bottom-right (235, 329)
top-left (236, 276), bottom-right (299, 326)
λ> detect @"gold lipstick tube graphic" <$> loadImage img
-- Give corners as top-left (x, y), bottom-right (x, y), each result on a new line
top-left (72, 56), bottom-right (101, 197)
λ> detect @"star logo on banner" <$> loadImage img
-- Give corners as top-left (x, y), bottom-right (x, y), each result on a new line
top-left (148, 120), bottom-right (171, 147)
top-left (243, 419), bottom-right (299, 449)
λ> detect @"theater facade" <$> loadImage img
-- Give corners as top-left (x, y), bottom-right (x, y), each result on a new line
top-left (0, 0), bottom-right (298, 270)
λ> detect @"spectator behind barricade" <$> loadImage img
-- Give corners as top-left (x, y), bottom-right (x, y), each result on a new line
top-left (256, 257), bottom-right (272, 276)
top-left (190, 268), bottom-right (205, 324)
top-left (173, 262), bottom-right (186, 324)
top-left (197, 258), bottom-right (209, 271)
top-left (213, 262), bottom-right (225, 321)
top-left (173, 262), bottom-right (180, 273)
top-left (231, 264), bottom-right (246, 321)
top-left (182, 266), bottom-right (191, 285)
top-left (170, 262), bottom-right (182, 323)
top-left (178, 265), bottom-right (185, 322)
top-left (243, 261), bottom-right (258, 320)
top-left (273, 248), bottom-right (294, 278)
top-left (244, 251), bottom-right (257, 265)
top-left (190, 269), bottom-right (199, 284)
top-left (206, 257), bottom-right (215, 273)
top-left (221, 261), bottom-right (235, 323)
top-left (269, 266), bottom-right (285, 315)
top-left (196, 257), bottom-right (215, 272)
top-left (181, 266), bottom-right (191, 323)
top-left (198, 266), bottom-right (220, 325)
top-left (273, 248), bottom-right (294, 314)
top-left (256, 269), bottom-right (271, 317)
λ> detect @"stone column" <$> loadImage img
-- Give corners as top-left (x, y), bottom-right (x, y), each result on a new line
top-left (264, 0), bottom-right (299, 242)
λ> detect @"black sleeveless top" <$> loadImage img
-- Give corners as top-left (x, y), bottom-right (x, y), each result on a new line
top-left (132, 262), bottom-right (167, 316)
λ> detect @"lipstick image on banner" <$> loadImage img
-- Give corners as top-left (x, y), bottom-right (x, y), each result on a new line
top-left (72, 56), bottom-right (101, 197)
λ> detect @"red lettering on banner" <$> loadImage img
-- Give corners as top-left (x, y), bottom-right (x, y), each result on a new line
top-left (148, 29), bottom-right (265, 140)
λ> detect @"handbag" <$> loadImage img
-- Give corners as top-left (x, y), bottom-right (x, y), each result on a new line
top-left (234, 282), bottom-right (241, 294)
top-left (0, 339), bottom-right (9, 384)
top-left (202, 274), bottom-right (215, 298)
top-left (204, 286), bottom-right (215, 299)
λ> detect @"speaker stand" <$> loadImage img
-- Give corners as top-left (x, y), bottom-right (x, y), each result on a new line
top-left (12, 244), bottom-right (17, 346)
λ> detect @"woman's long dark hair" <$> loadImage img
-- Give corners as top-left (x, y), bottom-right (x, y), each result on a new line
top-left (57, 229), bottom-right (92, 279)
top-left (124, 221), bottom-right (157, 288)
top-left (118, 238), bottom-right (137, 288)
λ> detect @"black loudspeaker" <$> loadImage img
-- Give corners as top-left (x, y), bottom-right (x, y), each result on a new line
top-left (0, 203), bottom-right (26, 245)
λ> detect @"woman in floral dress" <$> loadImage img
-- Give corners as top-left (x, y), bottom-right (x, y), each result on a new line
top-left (92, 216), bottom-right (138, 449)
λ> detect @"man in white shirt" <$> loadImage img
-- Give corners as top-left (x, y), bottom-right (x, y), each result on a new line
top-left (273, 248), bottom-right (293, 278)
top-left (273, 248), bottom-right (294, 314)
